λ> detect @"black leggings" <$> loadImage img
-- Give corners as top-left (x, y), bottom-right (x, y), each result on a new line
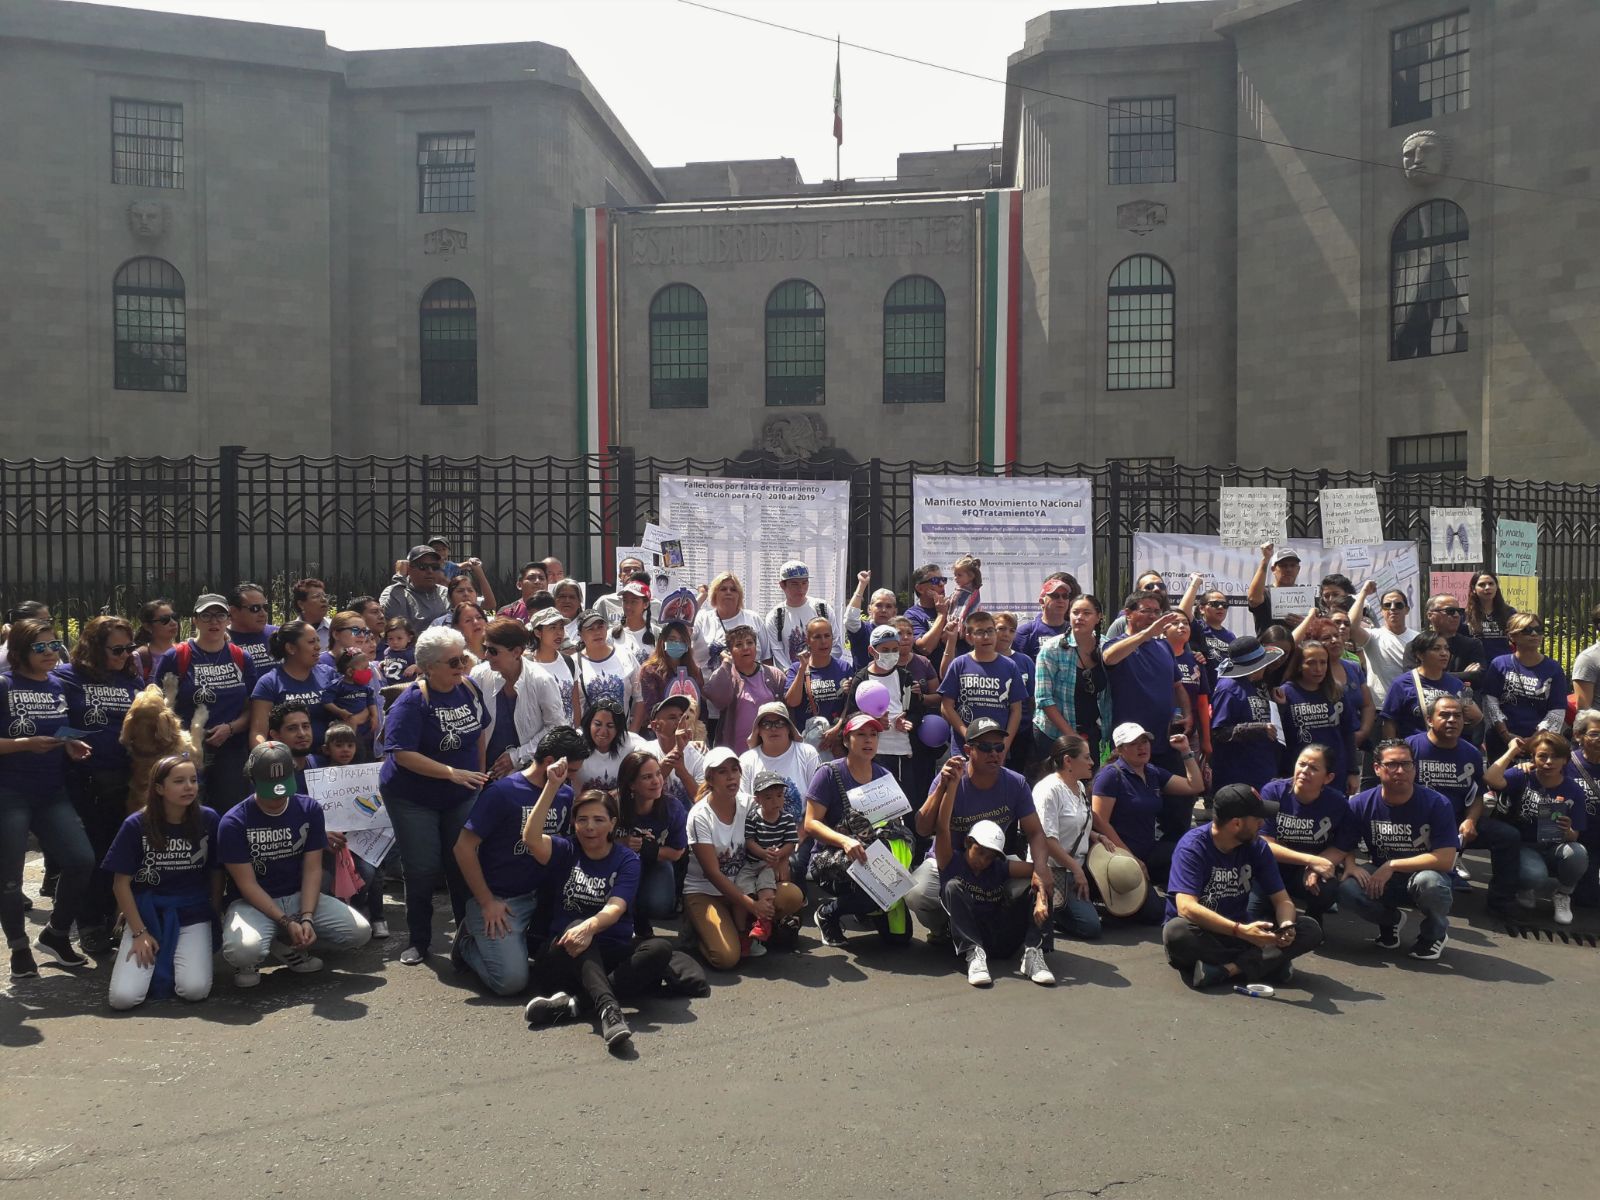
top-left (532, 935), bottom-right (673, 1011)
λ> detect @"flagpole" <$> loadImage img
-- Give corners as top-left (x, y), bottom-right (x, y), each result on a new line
top-left (834, 34), bottom-right (841, 189)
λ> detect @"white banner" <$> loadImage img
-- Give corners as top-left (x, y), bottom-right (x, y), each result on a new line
top-left (1132, 534), bottom-right (1423, 636)
top-left (658, 476), bottom-right (851, 618)
top-left (911, 475), bottom-right (1094, 612)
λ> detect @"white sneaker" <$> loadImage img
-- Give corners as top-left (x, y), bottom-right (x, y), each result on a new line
top-left (965, 947), bottom-right (991, 987)
top-left (1516, 889), bottom-right (1537, 910)
top-left (270, 943), bottom-right (324, 973)
top-left (371, 919), bottom-right (390, 939)
top-left (745, 939), bottom-right (767, 958)
top-left (1453, 862), bottom-right (1470, 880)
top-left (1553, 892), bottom-right (1574, 926)
top-left (233, 967), bottom-right (261, 989)
top-left (1020, 946), bottom-right (1055, 986)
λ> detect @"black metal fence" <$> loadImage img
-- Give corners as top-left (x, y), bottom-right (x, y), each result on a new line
top-left (3, 448), bottom-right (1597, 667)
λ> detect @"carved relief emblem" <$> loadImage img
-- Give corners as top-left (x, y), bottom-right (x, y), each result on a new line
top-left (127, 201), bottom-right (167, 240)
top-left (758, 413), bottom-right (834, 460)
top-left (1116, 200), bottom-right (1167, 236)
top-left (1401, 130), bottom-right (1451, 184)
top-left (424, 228), bottom-right (469, 255)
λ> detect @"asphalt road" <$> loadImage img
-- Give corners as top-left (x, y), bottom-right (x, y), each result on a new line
top-left (4, 852), bottom-right (1596, 1200)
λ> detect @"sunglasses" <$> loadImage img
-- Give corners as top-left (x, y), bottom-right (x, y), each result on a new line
top-left (1201, 600), bottom-right (1228, 609)
top-left (29, 640), bottom-right (67, 655)
top-left (483, 644), bottom-right (510, 656)
top-left (921, 576), bottom-right (947, 586)
top-left (970, 741), bottom-right (1007, 754)
top-left (1430, 607), bottom-right (1463, 617)
top-left (757, 717), bottom-right (789, 730)
top-left (1380, 602), bottom-right (1409, 612)
top-left (152, 614), bottom-right (178, 625)
top-left (1376, 760), bottom-right (1414, 771)
top-left (444, 656), bottom-right (469, 669)
top-left (1140, 581), bottom-right (1166, 591)
top-left (1517, 626), bottom-right (1544, 636)
top-left (236, 603), bottom-right (268, 614)
top-left (106, 643), bottom-right (134, 655)
top-left (415, 561), bottom-right (443, 571)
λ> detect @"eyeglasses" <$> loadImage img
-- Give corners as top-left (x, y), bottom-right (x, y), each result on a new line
top-left (105, 643), bottom-right (134, 655)
top-left (1380, 602), bottom-right (1409, 612)
top-left (1376, 760), bottom-right (1414, 771)
top-left (236, 603), bottom-right (268, 614)
top-left (29, 640), bottom-right (67, 656)
top-left (757, 717), bottom-right (788, 730)
top-left (152, 614), bottom-right (178, 625)
top-left (970, 741), bottom-right (1007, 754)
top-left (196, 611), bottom-right (228, 621)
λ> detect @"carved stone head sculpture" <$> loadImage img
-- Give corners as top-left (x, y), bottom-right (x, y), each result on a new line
top-left (127, 200), bottom-right (167, 239)
top-left (1401, 130), bottom-right (1451, 183)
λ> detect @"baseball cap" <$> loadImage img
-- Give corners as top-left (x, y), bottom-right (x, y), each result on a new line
top-left (778, 560), bottom-right (809, 582)
top-left (869, 625), bottom-right (900, 648)
top-left (427, 535), bottom-right (450, 548)
top-left (963, 717), bottom-right (1005, 744)
top-left (408, 544), bottom-right (442, 564)
top-left (965, 819), bottom-right (1007, 855)
top-left (703, 745), bottom-right (740, 772)
top-left (1213, 783), bottom-right (1279, 823)
top-left (652, 695), bottom-right (692, 718)
top-left (575, 610), bottom-right (608, 631)
top-left (1270, 548), bottom-right (1302, 568)
top-left (246, 741), bottom-right (296, 803)
top-left (193, 593), bottom-right (228, 616)
top-left (844, 712), bottom-right (885, 735)
top-left (1111, 722), bottom-right (1151, 747)
top-left (620, 581), bottom-right (651, 599)
top-left (528, 607), bottom-right (567, 630)
top-left (752, 769), bottom-right (788, 795)
top-left (1041, 579), bottom-right (1073, 598)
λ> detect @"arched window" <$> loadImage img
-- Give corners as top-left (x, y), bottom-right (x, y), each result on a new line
top-left (113, 257), bottom-right (186, 391)
top-left (883, 275), bottom-right (946, 404)
top-left (1391, 200), bottom-right (1468, 360)
top-left (1107, 255), bottom-right (1173, 390)
top-left (765, 279), bottom-right (824, 406)
top-left (420, 279), bottom-right (477, 405)
top-left (649, 284), bottom-right (708, 408)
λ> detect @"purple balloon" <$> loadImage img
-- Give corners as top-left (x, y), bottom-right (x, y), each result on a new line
top-left (917, 714), bottom-right (951, 748)
top-left (855, 679), bottom-right (891, 718)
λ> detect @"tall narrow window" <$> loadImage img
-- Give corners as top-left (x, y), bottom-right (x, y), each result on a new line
top-left (113, 257), bottom-right (186, 392)
top-left (1108, 96), bottom-right (1175, 185)
top-left (649, 284), bottom-right (709, 408)
top-left (420, 279), bottom-right (478, 405)
top-left (1391, 200), bottom-right (1468, 360)
top-left (1107, 255), bottom-right (1174, 390)
top-left (112, 99), bottom-right (183, 188)
top-left (418, 132), bottom-right (476, 213)
top-left (1392, 11), bottom-right (1470, 126)
top-left (765, 279), bottom-right (825, 406)
top-left (883, 276), bottom-right (946, 404)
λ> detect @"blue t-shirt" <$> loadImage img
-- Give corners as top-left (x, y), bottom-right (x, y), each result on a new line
top-left (1406, 734), bottom-right (1484, 819)
top-left (1261, 778), bottom-right (1356, 855)
top-left (463, 773), bottom-right (551, 898)
top-left (1006, 650), bottom-right (1037, 702)
top-left (937, 654), bottom-right (1023, 752)
top-left (938, 843), bottom-right (1013, 911)
top-left (1380, 671), bottom-right (1465, 740)
top-left (218, 792), bottom-right (328, 898)
top-left (1481, 655), bottom-right (1569, 737)
top-left (228, 626), bottom-right (277, 673)
top-left (1209, 678), bottom-right (1281, 792)
top-left (1163, 825), bottom-right (1285, 922)
top-left (916, 766), bottom-right (1035, 862)
top-left (378, 646), bottom-right (415, 685)
top-left (542, 836), bottom-right (640, 947)
top-left (1104, 635), bottom-right (1180, 748)
top-left (331, 677), bottom-right (375, 724)
top-left (379, 681), bottom-right (489, 811)
top-left (1195, 622), bottom-right (1236, 691)
top-left (625, 793), bottom-right (689, 851)
top-left (1347, 785), bottom-right (1460, 866)
top-left (1013, 616), bottom-right (1068, 661)
top-left (1173, 649), bottom-right (1206, 705)
top-left (0, 674), bottom-right (74, 793)
top-left (51, 664), bottom-right (141, 772)
top-left (1498, 766), bottom-right (1589, 846)
top-left (1279, 681), bottom-right (1358, 783)
top-left (785, 657), bottom-right (852, 727)
top-left (154, 641), bottom-right (256, 729)
top-left (1092, 759), bottom-right (1172, 863)
top-left (252, 663), bottom-right (339, 746)
top-left (102, 807), bottom-right (221, 924)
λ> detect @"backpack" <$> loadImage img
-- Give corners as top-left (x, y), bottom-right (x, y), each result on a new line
top-left (173, 639), bottom-right (249, 677)
top-left (770, 600), bottom-right (831, 648)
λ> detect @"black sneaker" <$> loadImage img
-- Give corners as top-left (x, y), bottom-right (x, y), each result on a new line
top-left (1373, 911), bottom-right (1408, 950)
top-left (35, 926), bottom-right (87, 967)
top-left (39, 873), bottom-right (59, 899)
top-left (1486, 896), bottom-right (1520, 920)
top-left (598, 1003), bottom-right (632, 1050)
top-left (449, 932), bottom-right (469, 974)
top-left (1263, 959), bottom-right (1295, 986)
top-left (10, 946), bottom-right (38, 979)
top-left (524, 992), bottom-right (579, 1027)
top-left (78, 925), bottom-right (113, 955)
top-left (1191, 960), bottom-right (1229, 989)
top-left (1408, 933), bottom-right (1448, 962)
top-left (813, 906), bottom-right (846, 948)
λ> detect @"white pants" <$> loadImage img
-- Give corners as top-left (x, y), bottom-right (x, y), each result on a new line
top-left (107, 922), bottom-right (214, 1010)
top-left (221, 893), bottom-right (372, 969)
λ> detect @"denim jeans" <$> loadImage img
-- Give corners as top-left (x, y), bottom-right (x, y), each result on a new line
top-left (202, 732), bottom-right (250, 811)
top-left (1466, 816), bottom-right (1523, 901)
top-left (383, 791), bottom-right (474, 952)
top-left (0, 786), bottom-right (94, 946)
top-left (1049, 864), bottom-right (1102, 940)
top-left (940, 875), bottom-right (1045, 962)
top-left (907, 856), bottom-right (1032, 937)
top-left (1337, 868), bottom-right (1452, 942)
top-left (1518, 841), bottom-right (1590, 895)
top-left (220, 892), bottom-right (372, 968)
top-left (1247, 865), bottom-right (1339, 922)
top-left (458, 892), bottom-right (540, 996)
top-left (531, 935), bottom-right (673, 1012)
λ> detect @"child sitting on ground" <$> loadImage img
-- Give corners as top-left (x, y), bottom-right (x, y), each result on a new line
top-left (736, 770), bottom-right (798, 955)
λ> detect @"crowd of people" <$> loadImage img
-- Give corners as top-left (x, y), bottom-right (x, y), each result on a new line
top-left (3, 534), bottom-right (1597, 1052)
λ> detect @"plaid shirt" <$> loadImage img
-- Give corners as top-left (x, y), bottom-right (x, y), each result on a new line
top-left (1033, 631), bottom-right (1112, 743)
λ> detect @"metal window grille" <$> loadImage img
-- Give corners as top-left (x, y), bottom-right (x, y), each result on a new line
top-left (765, 279), bottom-right (825, 406)
top-left (1107, 255), bottom-right (1174, 390)
top-left (111, 99), bottom-right (183, 189)
top-left (1390, 432), bottom-right (1468, 476)
top-left (1108, 96), bottom-right (1175, 185)
top-left (418, 132), bottom-right (476, 213)
top-left (114, 461), bottom-right (195, 589)
top-left (419, 279), bottom-right (478, 405)
top-left (882, 276), bottom-right (946, 404)
top-left (649, 284), bottom-right (709, 408)
top-left (1391, 200), bottom-right (1468, 360)
top-left (113, 257), bottom-right (186, 392)
top-left (425, 464), bottom-right (480, 544)
top-left (1392, 11), bottom-right (1470, 126)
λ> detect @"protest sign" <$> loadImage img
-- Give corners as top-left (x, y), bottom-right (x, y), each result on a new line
top-left (658, 476), bottom-right (851, 617)
top-left (1319, 488), bottom-right (1383, 547)
top-left (1270, 585), bottom-right (1318, 620)
top-left (1496, 519), bottom-right (1539, 577)
top-left (846, 773), bottom-right (912, 826)
top-left (305, 764), bottom-right (388, 832)
top-left (1499, 575), bottom-right (1539, 615)
top-left (846, 840), bottom-right (917, 910)
top-left (912, 475), bottom-right (1094, 611)
top-left (1428, 571), bottom-right (1475, 604)
top-left (1218, 487), bottom-right (1288, 548)
top-left (1428, 508), bottom-right (1482, 565)
top-left (1340, 545), bottom-right (1374, 576)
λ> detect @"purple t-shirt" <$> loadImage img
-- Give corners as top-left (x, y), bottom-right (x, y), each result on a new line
top-left (1163, 825), bottom-right (1284, 922)
top-left (154, 641), bottom-right (257, 729)
top-left (1498, 766), bottom-right (1590, 845)
top-left (1481, 655), bottom-right (1568, 737)
top-left (919, 767), bottom-right (1036, 862)
top-left (1092, 759), bottom-right (1173, 863)
top-left (102, 807), bottom-right (221, 923)
top-left (1013, 616), bottom-right (1067, 661)
top-left (378, 681), bottom-right (488, 811)
top-left (542, 836), bottom-right (640, 947)
top-left (463, 773), bottom-right (551, 897)
top-left (785, 657), bottom-right (852, 726)
top-left (938, 653), bottom-right (1024, 752)
top-left (1209, 678), bottom-right (1281, 791)
top-left (228, 626), bottom-right (278, 673)
top-left (1280, 681), bottom-right (1358, 783)
top-left (937, 843), bottom-right (1012, 911)
top-left (1346, 785), bottom-right (1460, 866)
top-left (1173, 649), bottom-right (1206, 705)
top-left (218, 792), bottom-right (327, 898)
top-left (51, 664), bottom-right (141, 772)
top-left (378, 646), bottom-right (415, 685)
top-left (1104, 635), bottom-right (1180, 748)
top-left (1380, 671), bottom-right (1465, 740)
top-left (0, 674), bottom-right (74, 793)
top-left (625, 794), bottom-right (689, 851)
top-left (807, 760), bottom-right (894, 831)
top-left (252, 662), bottom-right (340, 745)
top-left (1406, 734), bottom-right (1484, 819)
top-left (1261, 778), bottom-right (1356, 855)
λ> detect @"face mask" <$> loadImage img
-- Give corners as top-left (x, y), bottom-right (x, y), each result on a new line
top-left (875, 651), bottom-right (899, 670)
top-left (351, 668), bottom-right (374, 686)
top-left (664, 640), bottom-right (689, 660)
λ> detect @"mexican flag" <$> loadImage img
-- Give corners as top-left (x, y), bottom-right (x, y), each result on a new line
top-left (833, 38), bottom-right (843, 144)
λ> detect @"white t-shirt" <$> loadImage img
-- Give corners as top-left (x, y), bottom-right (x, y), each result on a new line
top-left (683, 794), bottom-right (751, 896)
top-left (613, 624), bottom-right (653, 664)
top-left (764, 600), bottom-right (860, 672)
top-left (1030, 774), bottom-right (1092, 866)
top-left (639, 739), bottom-right (707, 799)
top-left (1572, 641), bottom-right (1600, 687)
top-left (739, 742), bottom-right (822, 813)
top-left (573, 647), bottom-right (641, 715)
top-left (574, 731), bottom-right (649, 793)
top-left (1361, 625), bottom-right (1418, 706)
top-left (526, 655), bottom-right (577, 724)
top-left (858, 667), bottom-right (912, 757)
top-left (693, 606), bottom-right (771, 670)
